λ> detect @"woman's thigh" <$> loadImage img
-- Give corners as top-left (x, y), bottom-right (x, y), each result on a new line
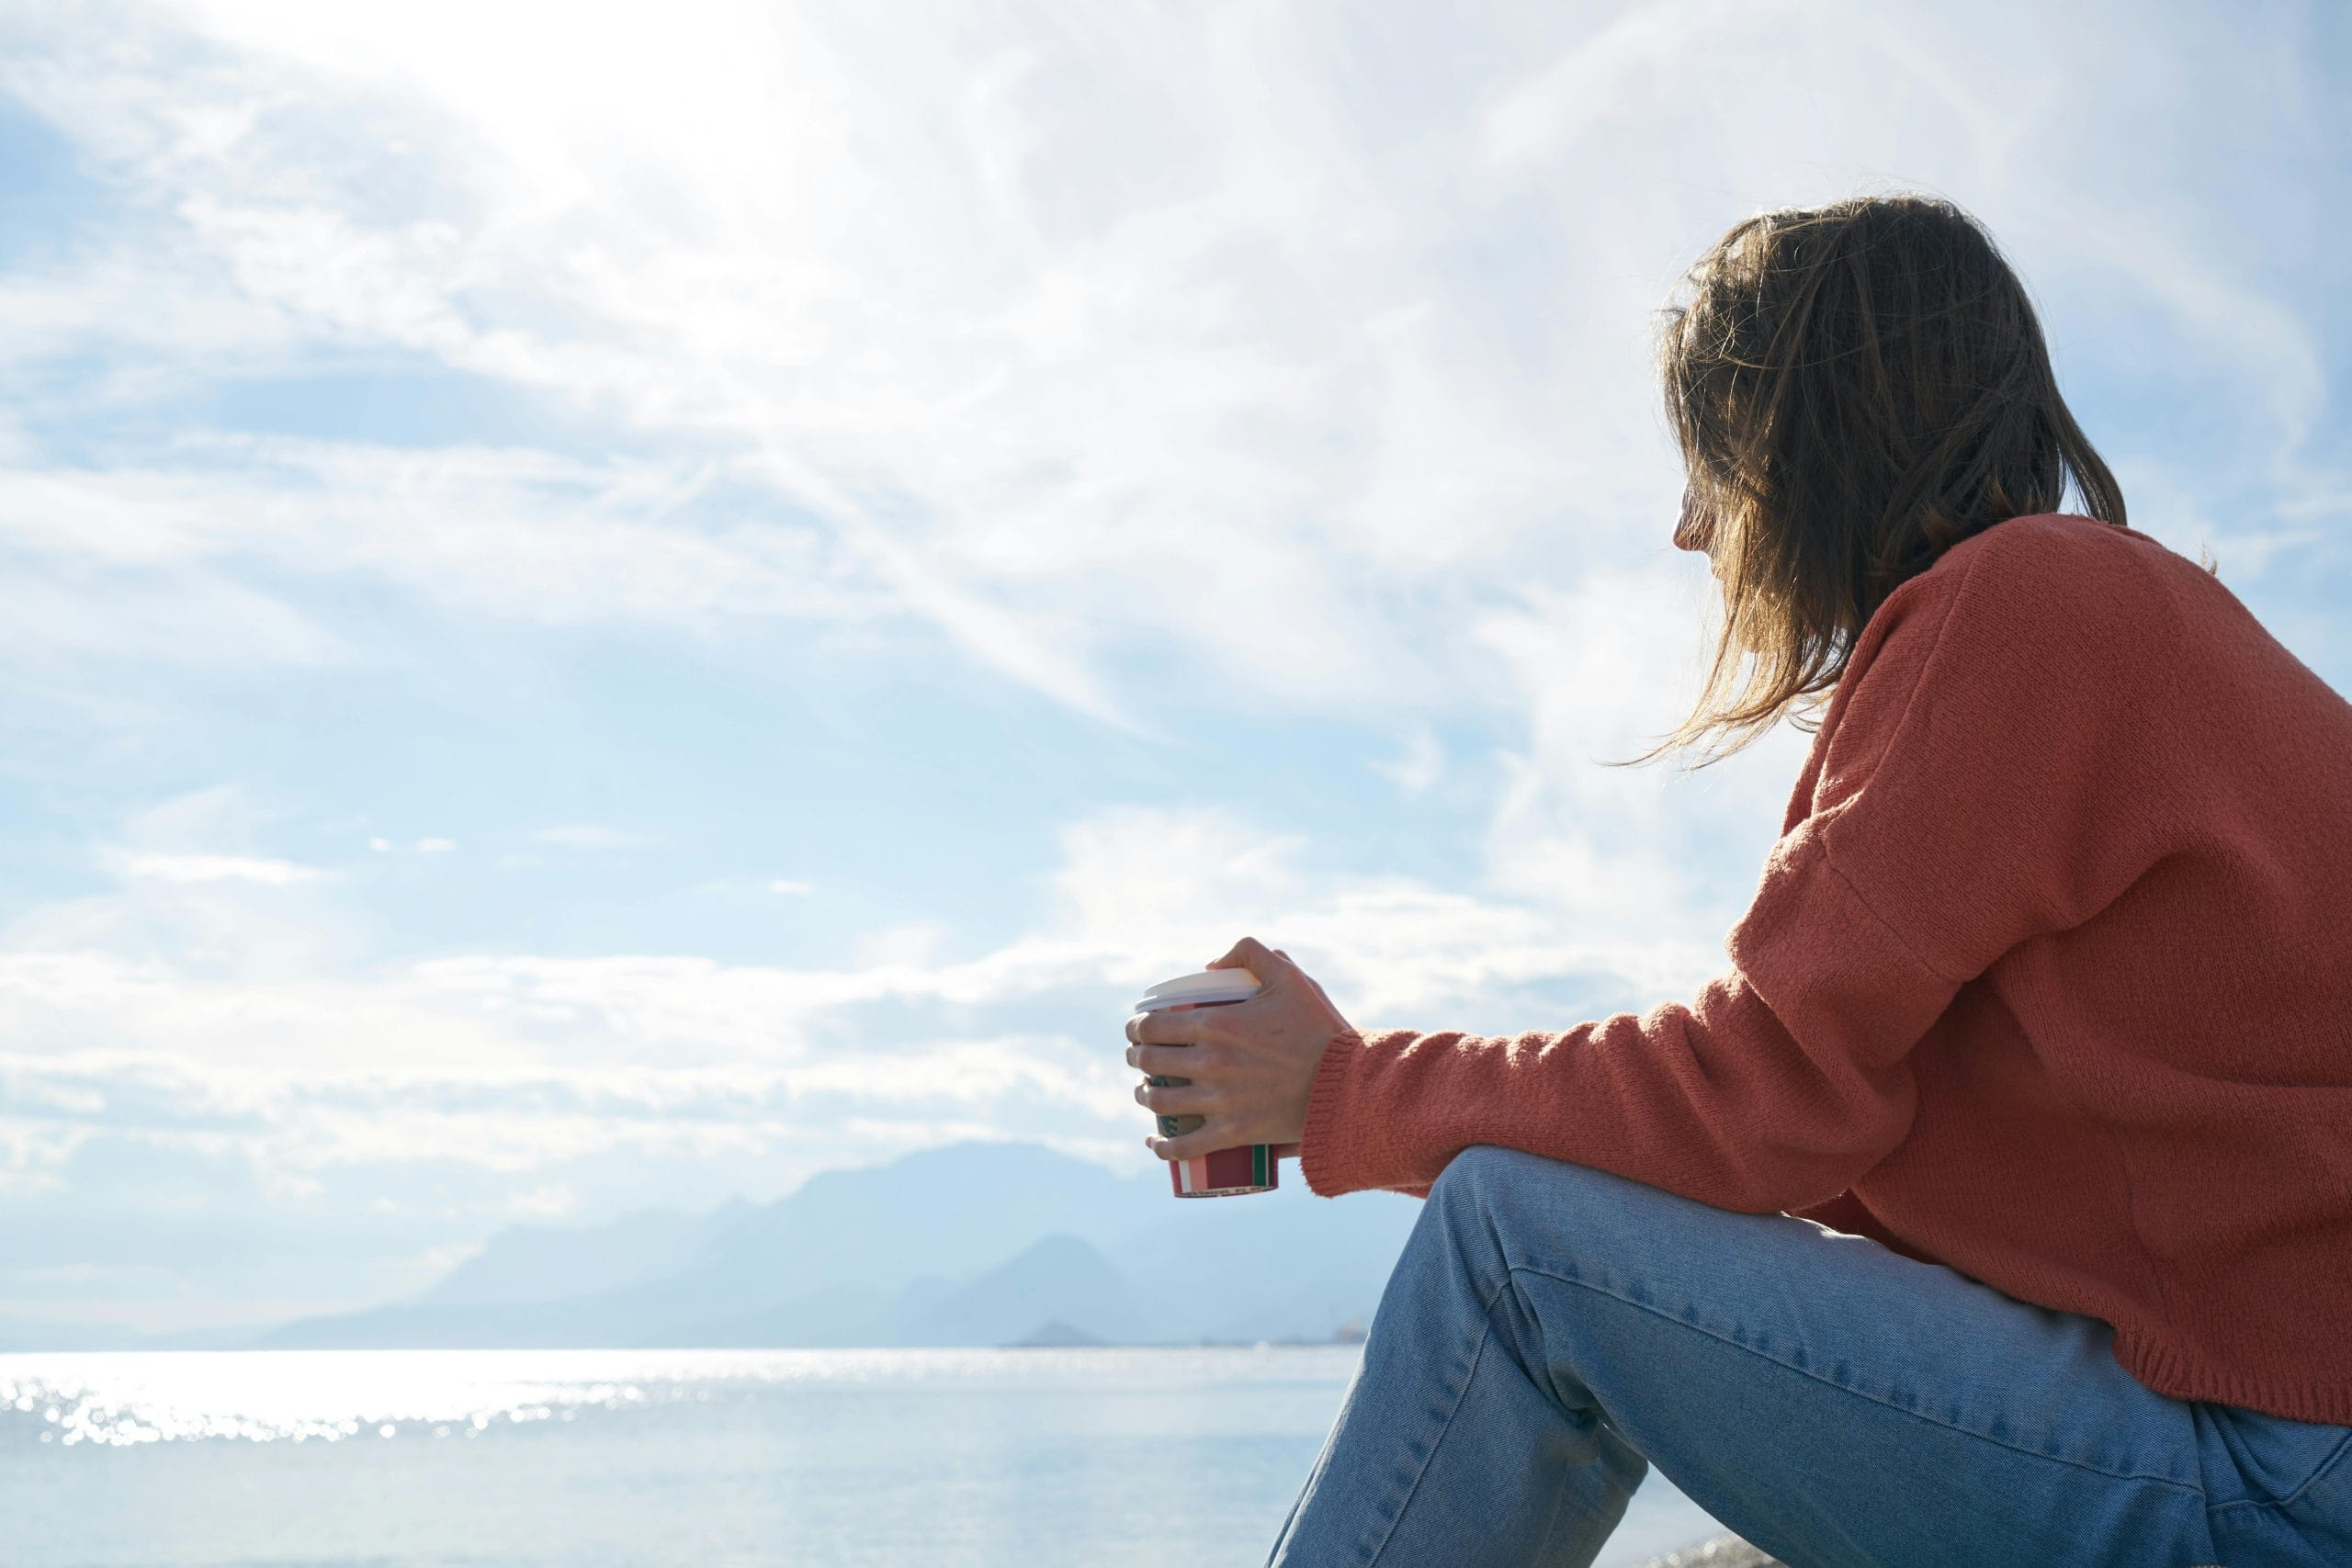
top-left (1439, 1145), bottom-right (2348, 1568)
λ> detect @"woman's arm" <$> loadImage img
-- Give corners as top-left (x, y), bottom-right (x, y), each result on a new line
top-left (1129, 820), bottom-right (1951, 1214)
top-left (1134, 517), bottom-right (2189, 1215)
top-left (1296, 820), bottom-right (1952, 1210)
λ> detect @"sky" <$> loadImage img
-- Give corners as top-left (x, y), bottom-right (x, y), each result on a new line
top-left (0, 0), bottom-right (2345, 1335)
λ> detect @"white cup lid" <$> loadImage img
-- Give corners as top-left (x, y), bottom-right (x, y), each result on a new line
top-left (1134, 968), bottom-right (1263, 1010)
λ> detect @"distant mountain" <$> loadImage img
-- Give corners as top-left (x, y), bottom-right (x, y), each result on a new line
top-left (0, 1312), bottom-right (253, 1353)
top-left (260, 1139), bottom-right (1422, 1350)
top-left (1109, 1179), bottom-right (1422, 1343)
top-left (632, 1140), bottom-right (1160, 1310)
top-left (418, 1201), bottom-right (750, 1308)
top-left (0, 1310), bottom-right (141, 1352)
top-left (899, 1233), bottom-right (1159, 1347)
top-left (677, 1231), bottom-right (1159, 1348)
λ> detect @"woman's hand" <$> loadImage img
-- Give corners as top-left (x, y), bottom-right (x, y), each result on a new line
top-left (1125, 936), bottom-right (1355, 1163)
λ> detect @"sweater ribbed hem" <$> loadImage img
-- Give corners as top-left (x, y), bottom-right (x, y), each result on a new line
top-left (1298, 1029), bottom-right (1367, 1199)
top-left (2118, 1330), bottom-right (2352, 1427)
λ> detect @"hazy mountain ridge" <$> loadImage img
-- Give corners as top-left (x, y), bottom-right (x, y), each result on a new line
top-left (418, 1200), bottom-right (754, 1308)
top-left (22, 1141), bottom-right (1415, 1353)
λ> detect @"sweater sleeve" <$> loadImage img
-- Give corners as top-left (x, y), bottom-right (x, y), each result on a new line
top-left (1298, 822), bottom-right (1953, 1210)
top-left (1298, 516), bottom-right (2182, 1210)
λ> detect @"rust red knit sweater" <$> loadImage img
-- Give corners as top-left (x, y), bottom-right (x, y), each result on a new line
top-left (1299, 513), bottom-right (2352, 1425)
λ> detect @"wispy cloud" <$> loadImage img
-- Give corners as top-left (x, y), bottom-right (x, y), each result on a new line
top-left (9, 1), bottom-right (2335, 726)
top-left (114, 852), bottom-right (324, 886)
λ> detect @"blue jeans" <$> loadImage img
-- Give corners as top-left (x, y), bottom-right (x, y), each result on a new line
top-left (1267, 1146), bottom-right (2352, 1567)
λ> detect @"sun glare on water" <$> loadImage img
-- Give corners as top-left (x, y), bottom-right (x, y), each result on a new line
top-left (0, 1346), bottom-right (1350, 1447)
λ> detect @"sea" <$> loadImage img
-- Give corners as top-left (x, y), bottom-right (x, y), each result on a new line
top-left (0, 1347), bottom-right (1727, 1567)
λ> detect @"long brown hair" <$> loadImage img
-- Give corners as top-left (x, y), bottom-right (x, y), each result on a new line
top-left (1635, 195), bottom-right (2128, 767)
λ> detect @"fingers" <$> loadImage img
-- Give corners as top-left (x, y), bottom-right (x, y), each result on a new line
top-left (1205, 935), bottom-right (1293, 987)
top-left (1132, 938), bottom-right (1325, 1166)
top-left (1145, 1125), bottom-right (1233, 1162)
top-left (1123, 1042), bottom-right (1206, 1076)
top-left (1205, 936), bottom-right (1331, 1008)
top-left (1272, 947), bottom-right (1332, 1003)
top-left (1132, 1078), bottom-right (1216, 1115)
top-left (1125, 1010), bottom-right (1212, 1049)
top-left (1222, 938), bottom-right (1338, 1011)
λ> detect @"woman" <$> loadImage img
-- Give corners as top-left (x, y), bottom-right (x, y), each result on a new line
top-left (1125, 196), bottom-right (2352, 1567)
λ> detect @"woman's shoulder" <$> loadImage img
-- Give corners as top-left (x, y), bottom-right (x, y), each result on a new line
top-left (1830, 508), bottom-right (2331, 774)
top-left (1868, 512), bottom-right (2178, 653)
top-left (1940, 510), bottom-right (2169, 569)
top-left (1814, 513), bottom-right (2185, 796)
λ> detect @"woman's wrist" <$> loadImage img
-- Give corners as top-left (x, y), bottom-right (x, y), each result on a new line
top-left (1295, 1027), bottom-right (1372, 1198)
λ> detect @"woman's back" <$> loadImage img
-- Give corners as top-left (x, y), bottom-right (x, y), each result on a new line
top-left (1783, 509), bottom-right (2352, 1423)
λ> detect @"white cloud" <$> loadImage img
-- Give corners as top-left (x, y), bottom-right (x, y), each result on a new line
top-left (504, 1183), bottom-right (575, 1220)
top-left (0, 800), bottom-right (1739, 1171)
top-left (1371, 730), bottom-right (1446, 797)
top-left (0, 443), bottom-right (892, 637)
top-left (765, 878), bottom-right (815, 896)
top-left (1481, 0), bottom-right (1754, 171)
top-left (0, 4), bottom-right (1628, 724)
top-left (850, 921), bottom-right (946, 969)
top-left (3, 0), bottom-right (2335, 732)
top-left (115, 852), bottom-right (323, 886)
top-left (0, 565), bottom-right (339, 668)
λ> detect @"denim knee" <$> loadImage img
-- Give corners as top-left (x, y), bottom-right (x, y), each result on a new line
top-left (1427, 1145), bottom-right (1706, 1292)
top-left (1428, 1143), bottom-right (1521, 1201)
top-left (1428, 1146), bottom-right (1618, 1269)
top-left (1428, 1145), bottom-right (1531, 1235)
top-left (1430, 1145), bottom-right (1624, 1228)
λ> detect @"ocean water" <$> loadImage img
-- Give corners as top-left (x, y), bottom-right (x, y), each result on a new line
top-left (0, 1348), bottom-right (1725, 1567)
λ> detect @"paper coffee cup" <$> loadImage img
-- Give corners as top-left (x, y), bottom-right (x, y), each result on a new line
top-left (1133, 969), bottom-right (1278, 1199)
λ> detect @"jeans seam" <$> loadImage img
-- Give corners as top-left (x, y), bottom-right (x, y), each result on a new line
top-left (1357, 1269), bottom-right (1517, 1565)
top-left (1508, 1260), bottom-right (2209, 1498)
top-left (2206, 1428), bottom-right (2352, 1514)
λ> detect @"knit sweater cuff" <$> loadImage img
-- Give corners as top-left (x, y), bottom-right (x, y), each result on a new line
top-left (1299, 1027), bottom-right (1422, 1198)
